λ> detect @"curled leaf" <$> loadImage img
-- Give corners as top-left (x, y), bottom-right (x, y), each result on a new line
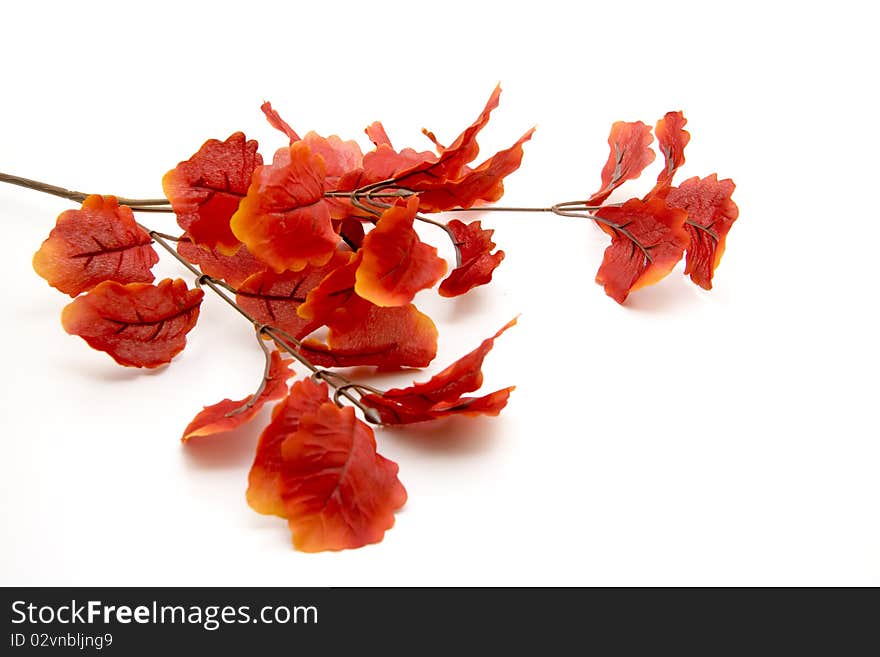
top-left (32, 195), bottom-right (157, 297)
top-left (588, 121), bottom-right (655, 205)
top-left (355, 197), bottom-right (447, 307)
top-left (652, 111), bottom-right (690, 191)
top-left (261, 100), bottom-right (300, 142)
top-left (593, 197), bottom-right (689, 303)
top-left (181, 351), bottom-right (294, 442)
top-left (438, 219), bottom-right (505, 297)
top-left (231, 142), bottom-right (337, 273)
top-left (162, 132), bottom-right (262, 253)
top-left (280, 403), bottom-right (407, 552)
top-left (61, 278), bottom-right (203, 368)
top-left (361, 318), bottom-right (516, 424)
top-left (247, 378), bottom-right (330, 517)
top-left (667, 175), bottom-right (738, 289)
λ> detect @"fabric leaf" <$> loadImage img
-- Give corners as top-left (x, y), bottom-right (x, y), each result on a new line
top-left (61, 278), bottom-right (203, 368)
top-left (438, 219), bottom-right (505, 297)
top-left (588, 121), bottom-right (655, 205)
top-left (162, 132), bottom-right (262, 253)
top-left (279, 403), bottom-right (407, 552)
top-left (230, 142), bottom-right (338, 273)
top-left (32, 195), bottom-right (157, 297)
top-left (652, 111), bottom-right (690, 191)
top-left (247, 378), bottom-right (330, 517)
top-left (181, 351), bottom-right (295, 442)
top-left (667, 175), bottom-right (738, 289)
top-left (176, 234), bottom-right (266, 288)
top-left (593, 198), bottom-right (689, 303)
top-left (355, 197), bottom-right (447, 307)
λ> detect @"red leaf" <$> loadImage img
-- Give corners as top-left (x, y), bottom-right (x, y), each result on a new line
top-left (355, 197), bottom-right (447, 307)
top-left (593, 198), bottom-right (689, 303)
top-left (162, 132), bottom-right (262, 253)
top-left (391, 85), bottom-right (502, 188)
top-left (588, 121), bottom-right (656, 205)
top-left (438, 219), bottom-right (505, 297)
top-left (299, 303), bottom-right (438, 370)
top-left (296, 252), bottom-right (363, 328)
top-left (279, 403), bottom-right (406, 552)
top-left (176, 234), bottom-right (266, 288)
top-left (61, 278), bottom-right (203, 368)
top-left (32, 195), bottom-right (157, 297)
top-left (247, 378), bottom-right (330, 517)
top-left (361, 318), bottom-right (515, 424)
top-left (181, 351), bottom-right (295, 442)
top-left (667, 175), bottom-right (738, 290)
top-left (235, 250), bottom-right (349, 339)
top-left (261, 100), bottom-right (300, 142)
top-left (230, 142), bottom-right (337, 273)
top-left (365, 121), bottom-right (393, 147)
top-left (361, 143), bottom-right (436, 186)
top-left (652, 111), bottom-right (690, 191)
top-left (416, 127), bottom-right (535, 212)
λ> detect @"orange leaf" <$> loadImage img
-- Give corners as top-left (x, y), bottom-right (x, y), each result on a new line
top-left (280, 403), bottom-right (407, 552)
top-left (162, 132), bottom-right (262, 253)
top-left (32, 195), bottom-right (157, 297)
top-left (593, 198), bottom-right (689, 303)
top-left (247, 378), bottom-right (330, 517)
top-left (361, 318), bottom-right (515, 424)
top-left (355, 197), bottom-right (447, 307)
top-left (181, 351), bottom-right (295, 442)
top-left (438, 219), bottom-right (505, 297)
top-left (176, 233), bottom-right (265, 288)
top-left (230, 142), bottom-right (337, 273)
top-left (588, 121), bottom-right (656, 206)
top-left (235, 250), bottom-right (349, 339)
top-left (416, 127), bottom-right (535, 212)
top-left (668, 175), bottom-right (738, 290)
top-left (61, 278), bottom-right (203, 368)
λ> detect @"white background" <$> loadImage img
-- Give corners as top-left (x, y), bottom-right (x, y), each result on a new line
top-left (1, 1), bottom-right (877, 586)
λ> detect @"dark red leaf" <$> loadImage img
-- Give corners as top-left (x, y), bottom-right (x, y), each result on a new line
top-left (61, 278), bottom-right (203, 368)
top-left (162, 132), bottom-right (262, 253)
top-left (438, 219), bottom-right (505, 297)
top-left (32, 195), bottom-right (157, 297)
top-left (652, 111), bottom-right (690, 191)
top-left (176, 233), bottom-right (266, 288)
top-left (181, 351), bottom-right (295, 442)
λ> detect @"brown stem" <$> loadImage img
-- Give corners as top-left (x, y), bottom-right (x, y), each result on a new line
top-left (0, 172), bottom-right (170, 207)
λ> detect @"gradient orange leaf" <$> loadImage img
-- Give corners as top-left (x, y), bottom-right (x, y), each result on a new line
top-left (588, 121), bottom-right (656, 205)
top-left (235, 250), bottom-right (349, 339)
top-left (176, 233), bottom-right (265, 288)
top-left (230, 142), bottom-right (337, 273)
top-left (247, 378), bottom-right (330, 518)
top-left (355, 197), bottom-right (447, 307)
top-left (162, 132), bottom-right (262, 253)
top-left (32, 195), bottom-right (157, 297)
top-left (360, 318), bottom-right (515, 423)
top-left (593, 198), bottom-right (689, 303)
top-left (438, 219), bottom-right (505, 297)
top-left (667, 175), bottom-right (738, 290)
top-left (61, 278), bottom-right (203, 368)
top-left (279, 403), bottom-right (407, 552)
top-left (416, 127), bottom-right (535, 212)
top-left (181, 351), bottom-right (295, 442)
